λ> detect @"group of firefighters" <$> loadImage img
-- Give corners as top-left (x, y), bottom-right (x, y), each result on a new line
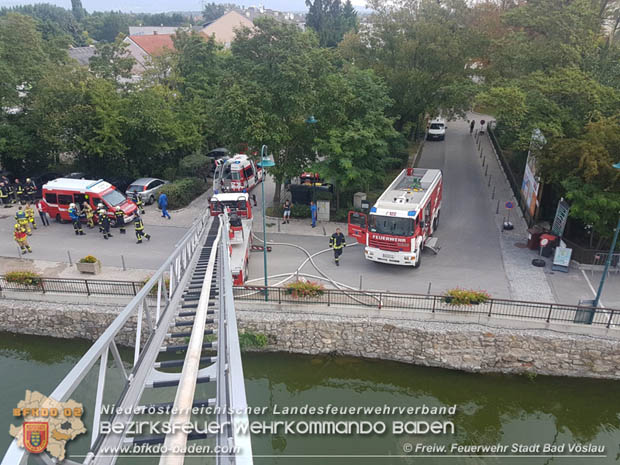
top-left (12, 193), bottom-right (152, 254)
top-left (67, 198), bottom-right (151, 244)
top-left (1, 177), bottom-right (37, 207)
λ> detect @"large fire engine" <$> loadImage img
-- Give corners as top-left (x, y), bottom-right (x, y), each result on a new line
top-left (214, 154), bottom-right (263, 193)
top-left (209, 192), bottom-right (253, 285)
top-left (348, 167), bottom-right (442, 267)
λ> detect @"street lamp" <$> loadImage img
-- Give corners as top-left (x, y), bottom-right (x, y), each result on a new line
top-left (258, 145), bottom-right (275, 301)
top-left (593, 161), bottom-right (620, 307)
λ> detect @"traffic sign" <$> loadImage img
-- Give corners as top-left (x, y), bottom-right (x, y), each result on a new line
top-left (505, 201), bottom-right (514, 209)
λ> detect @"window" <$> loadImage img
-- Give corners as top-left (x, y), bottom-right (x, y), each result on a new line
top-left (349, 212), bottom-right (367, 229)
top-left (102, 190), bottom-right (126, 207)
top-left (45, 193), bottom-right (57, 204)
top-left (231, 171), bottom-right (241, 181)
top-left (369, 215), bottom-right (414, 237)
top-left (429, 123), bottom-right (444, 130)
top-left (150, 180), bottom-right (163, 188)
top-left (58, 194), bottom-right (73, 205)
top-left (74, 194), bottom-right (88, 207)
top-left (243, 166), bottom-right (254, 179)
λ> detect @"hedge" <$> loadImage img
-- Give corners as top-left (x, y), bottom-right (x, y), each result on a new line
top-left (158, 177), bottom-right (208, 210)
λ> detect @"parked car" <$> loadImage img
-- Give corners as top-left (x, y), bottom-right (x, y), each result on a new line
top-left (32, 172), bottom-right (62, 198)
top-left (126, 178), bottom-right (169, 204)
top-left (426, 117), bottom-right (447, 141)
top-left (104, 175), bottom-right (133, 194)
top-left (206, 148), bottom-right (230, 176)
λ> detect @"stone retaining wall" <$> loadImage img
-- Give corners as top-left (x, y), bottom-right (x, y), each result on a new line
top-left (1, 297), bottom-right (619, 379)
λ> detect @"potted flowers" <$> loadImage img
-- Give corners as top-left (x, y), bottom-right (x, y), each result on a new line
top-left (443, 288), bottom-right (490, 306)
top-left (77, 255), bottom-right (101, 275)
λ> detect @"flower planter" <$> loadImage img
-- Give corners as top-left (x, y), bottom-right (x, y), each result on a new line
top-left (77, 261), bottom-right (101, 275)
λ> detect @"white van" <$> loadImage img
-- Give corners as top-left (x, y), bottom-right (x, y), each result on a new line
top-left (427, 117), bottom-right (447, 141)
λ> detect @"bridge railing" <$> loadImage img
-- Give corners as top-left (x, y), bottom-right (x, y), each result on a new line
top-left (1, 209), bottom-right (213, 465)
top-left (233, 286), bottom-right (620, 329)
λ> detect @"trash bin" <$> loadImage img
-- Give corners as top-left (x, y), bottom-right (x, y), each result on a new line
top-left (527, 227), bottom-right (543, 250)
top-left (539, 234), bottom-right (557, 258)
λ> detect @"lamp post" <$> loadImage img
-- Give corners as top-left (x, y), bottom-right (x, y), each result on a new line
top-left (305, 115), bottom-right (318, 204)
top-left (258, 145), bottom-right (275, 301)
top-left (592, 161), bottom-right (620, 308)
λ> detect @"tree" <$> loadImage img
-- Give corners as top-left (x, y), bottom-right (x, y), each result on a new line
top-left (89, 35), bottom-right (135, 83)
top-left (71, 0), bottom-right (85, 22)
top-left (202, 3), bottom-right (232, 23)
top-left (306, 0), bottom-right (357, 47)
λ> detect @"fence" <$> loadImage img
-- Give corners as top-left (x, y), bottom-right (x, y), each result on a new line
top-left (233, 286), bottom-right (620, 329)
top-left (0, 276), bottom-right (144, 296)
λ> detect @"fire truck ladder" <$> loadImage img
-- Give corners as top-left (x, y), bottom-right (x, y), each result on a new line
top-left (1, 211), bottom-right (253, 465)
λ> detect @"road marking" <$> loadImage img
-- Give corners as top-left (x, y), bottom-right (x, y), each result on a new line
top-left (580, 269), bottom-right (604, 308)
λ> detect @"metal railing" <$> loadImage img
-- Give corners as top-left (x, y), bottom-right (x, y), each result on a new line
top-left (1, 209), bottom-right (214, 465)
top-left (233, 286), bottom-right (620, 329)
top-left (0, 276), bottom-right (144, 296)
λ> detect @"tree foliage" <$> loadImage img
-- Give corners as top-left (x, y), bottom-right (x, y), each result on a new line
top-left (305, 0), bottom-right (357, 47)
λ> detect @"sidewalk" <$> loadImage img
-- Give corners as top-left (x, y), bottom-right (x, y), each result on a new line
top-left (469, 112), bottom-right (557, 303)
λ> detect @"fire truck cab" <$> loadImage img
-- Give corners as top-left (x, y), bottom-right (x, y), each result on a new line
top-left (209, 192), bottom-right (253, 285)
top-left (348, 168), bottom-right (442, 268)
top-left (214, 154), bottom-right (263, 193)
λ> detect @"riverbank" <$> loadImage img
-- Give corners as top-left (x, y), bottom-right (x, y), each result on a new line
top-left (1, 295), bottom-right (619, 380)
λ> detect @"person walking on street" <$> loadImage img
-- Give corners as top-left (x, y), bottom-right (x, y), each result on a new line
top-left (69, 203), bottom-right (85, 236)
top-left (480, 119), bottom-right (486, 134)
top-left (25, 202), bottom-right (37, 230)
top-left (96, 203), bottom-right (112, 239)
top-left (36, 200), bottom-right (50, 226)
top-left (114, 206), bottom-right (126, 234)
top-left (283, 200), bottom-right (292, 224)
top-left (470, 120), bottom-right (475, 134)
top-left (15, 206), bottom-right (31, 235)
top-left (83, 201), bottom-right (95, 228)
top-left (132, 192), bottom-right (145, 215)
top-left (158, 192), bottom-right (171, 219)
top-left (134, 213), bottom-right (151, 244)
top-left (310, 201), bottom-right (317, 228)
top-left (329, 228), bottom-right (346, 266)
top-left (14, 223), bottom-right (32, 254)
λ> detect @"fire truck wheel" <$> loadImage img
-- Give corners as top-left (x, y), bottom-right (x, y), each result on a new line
top-left (244, 263), bottom-right (249, 281)
top-left (413, 248), bottom-right (422, 268)
top-left (433, 216), bottom-right (439, 233)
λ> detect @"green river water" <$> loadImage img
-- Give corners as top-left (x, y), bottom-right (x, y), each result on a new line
top-left (1, 331), bottom-right (619, 465)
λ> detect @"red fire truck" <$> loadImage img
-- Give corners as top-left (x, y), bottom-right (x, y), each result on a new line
top-left (214, 154), bottom-right (263, 193)
top-left (209, 192), bottom-right (253, 285)
top-left (348, 168), bottom-right (442, 268)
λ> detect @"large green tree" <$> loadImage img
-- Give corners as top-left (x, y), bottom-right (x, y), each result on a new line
top-left (305, 0), bottom-right (357, 47)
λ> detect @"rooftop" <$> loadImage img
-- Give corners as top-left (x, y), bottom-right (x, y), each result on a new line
top-left (128, 34), bottom-right (175, 56)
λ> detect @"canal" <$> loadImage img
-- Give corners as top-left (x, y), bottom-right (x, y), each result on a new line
top-left (1, 331), bottom-right (619, 464)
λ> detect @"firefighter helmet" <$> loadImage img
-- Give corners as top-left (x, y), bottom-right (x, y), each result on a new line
top-left (70, 203), bottom-right (76, 209)
top-left (98, 203), bottom-right (104, 209)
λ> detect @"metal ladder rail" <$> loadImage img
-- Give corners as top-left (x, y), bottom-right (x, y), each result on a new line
top-left (86, 218), bottom-right (221, 465)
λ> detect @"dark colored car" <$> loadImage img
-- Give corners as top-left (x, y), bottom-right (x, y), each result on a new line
top-left (31, 172), bottom-right (62, 198)
top-left (104, 175), bottom-right (133, 194)
top-left (206, 148), bottom-right (230, 176)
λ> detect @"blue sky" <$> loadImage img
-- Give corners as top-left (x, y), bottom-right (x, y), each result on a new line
top-left (1, 0), bottom-right (368, 13)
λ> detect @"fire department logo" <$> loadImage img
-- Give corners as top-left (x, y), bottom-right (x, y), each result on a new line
top-left (23, 422), bottom-right (48, 454)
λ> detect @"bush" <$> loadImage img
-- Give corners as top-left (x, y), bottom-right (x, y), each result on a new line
top-left (291, 204), bottom-right (311, 218)
top-left (141, 276), bottom-right (170, 296)
top-left (238, 330), bottom-right (268, 350)
top-left (286, 280), bottom-right (325, 298)
top-left (179, 152), bottom-right (211, 181)
top-left (158, 177), bottom-right (208, 210)
top-left (5, 271), bottom-right (42, 286)
top-left (79, 255), bottom-right (98, 263)
top-left (443, 288), bottom-right (491, 306)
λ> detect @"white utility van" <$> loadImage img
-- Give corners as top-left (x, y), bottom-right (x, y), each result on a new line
top-left (427, 117), bottom-right (447, 141)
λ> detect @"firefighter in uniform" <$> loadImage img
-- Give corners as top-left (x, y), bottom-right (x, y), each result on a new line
top-left (25, 178), bottom-right (36, 202)
top-left (97, 203), bottom-right (112, 239)
top-left (7, 181), bottom-right (15, 204)
top-left (14, 179), bottom-right (25, 204)
top-left (134, 213), bottom-right (151, 244)
top-left (329, 228), bottom-right (346, 266)
top-left (0, 182), bottom-right (9, 207)
top-left (82, 201), bottom-right (95, 228)
top-left (114, 206), bottom-right (126, 234)
top-left (69, 203), bottom-right (85, 235)
top-left (25, 202), bottom-right (37, 230)
top-left (14, 223), bottom-right (32, 254)
top-left (15, 206), bottom-right (31, 235)
top-left (132, 192), bottom-right (145, 215)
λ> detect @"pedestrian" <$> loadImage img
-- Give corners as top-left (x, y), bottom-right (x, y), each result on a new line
top-left (310, 201), bottom-right (317, 228)
top-left (25, 202), bottom-right (37, 230)
top-left (14, 206), bottom-right (31, 235)
top-left (69, 203), bottom-right (85, 236)
top-left (283, 200), bottom-right (292, 224)
top-left (14, 179), bottom-right (25, 204)
top-left (470, 120), bottom-right (475, 134)
top-left (252, 194), bottom-right (257, 207)
top-left (83, 201), bottom-right (94, 228)
top-left (132, 192), bottom-right (145, 215)
top-left (35, 200), bottom-right (50, 226)
top-left (96, 203), bottom-right (112, 239)
top-left (114, 206), bottom-right (126, 234)
top-left (0, 182), bottom-right (9, 207)
top-left (25, 178), bottom-right (36, 202)
top-left (329, 227), bottom-right (346, 266)
top-left (134, 213), bottom-right (151, 244)
top-left (480, 119), bottom-right (486, 134)
top-left (158, 192), bottom-right (171, 219)
top-left (7, 180), bottom-right (15, 204)
top-left (14, 223), bottom-right (32, 254)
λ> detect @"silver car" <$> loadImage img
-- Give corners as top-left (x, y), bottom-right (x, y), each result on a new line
top-left (126, 178), bottom-right (169, 204)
